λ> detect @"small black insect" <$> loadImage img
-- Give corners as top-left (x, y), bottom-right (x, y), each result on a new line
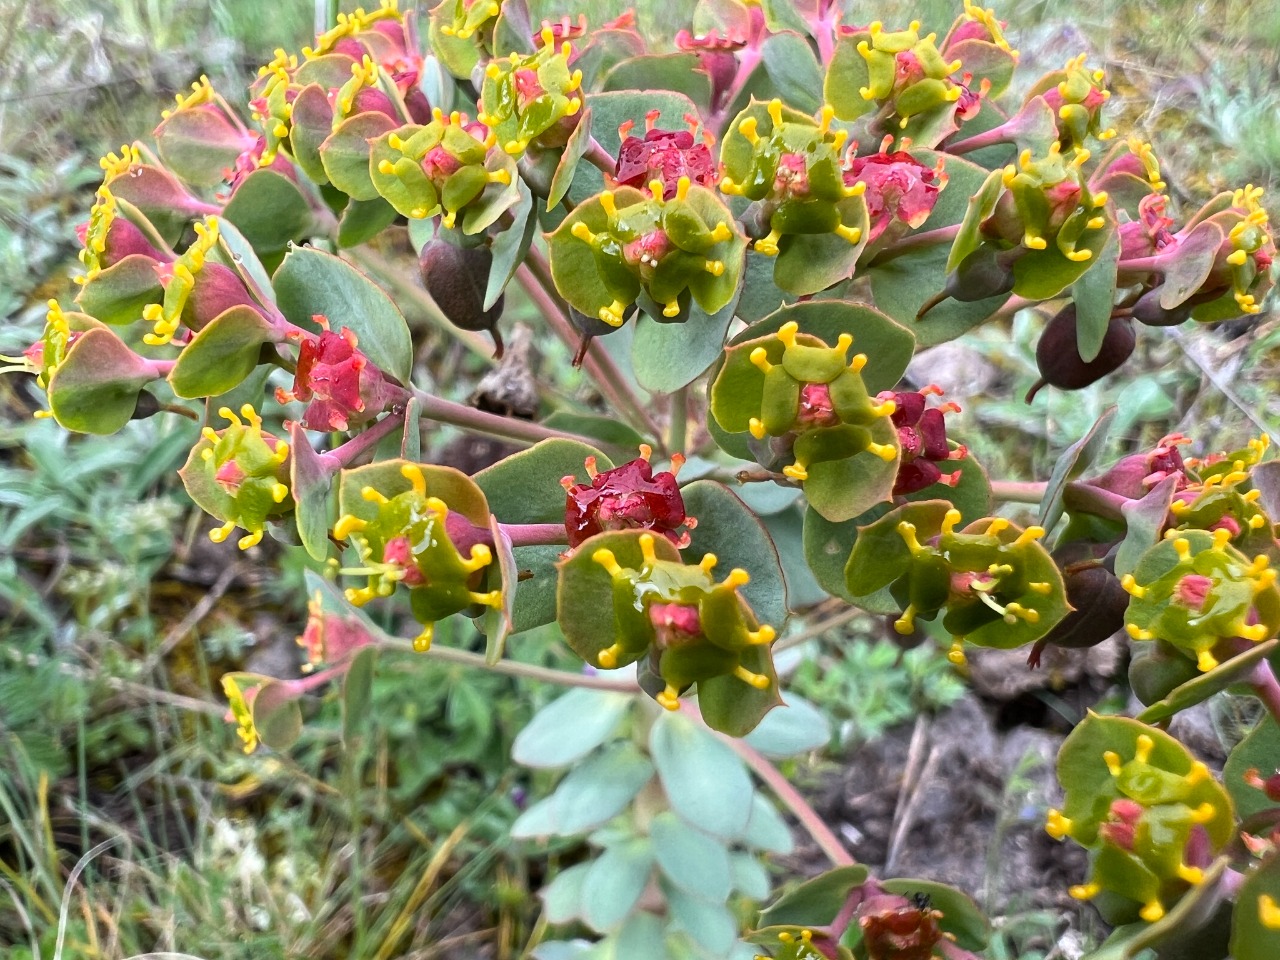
top-left (911, 891), bottom-right (933, 912)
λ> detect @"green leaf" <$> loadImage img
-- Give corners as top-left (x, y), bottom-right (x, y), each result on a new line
top-left (510, 741), bottom-right (654, 838)
top-left (1038, 406), bottom-right (1117, 532)
top-left (511, 544), bottom-right (564, 634)
top-left (742, 793), bottom-right (794, 855)
top-left (288, 419), bottom-right (337, 561)
top-left (824, 33), bottom-right (873, 121)
top-left (47, 327), bottom-right (155, 435)
top-left (631, 285), bottom-right (739, 394)
top-left (772, 194), bottom-right (870, 296)
top-left (1161, 221), bottom-right (1225, 311)
top-left (601, 54), bottom-right (713, 114)
top-left (743, 692), bottom-right (831, 758)
top-left (615, 911), bottom-right (667, 960)
top-left (543, 411), bottom-right (647, 451)
top-left (801, 416), bottom-right (900, 523)
top-left (512, 688), bottom-right (634, 769)
top-left (1073, 228), bottom-right (1120, 363)
top-left (341, 646), bottom-right (377, 751)
top-left (339, 459), bottom-right (489, 527)
top-left (867, 241), bottom-right (1008, 347)
top-left (337, 197), bottom-right (398, 248)
top-left (651, 810), bottom-right (732, 902)
top-left (758, 865), bottom-right (870, 928)
top-left (1113, 474), bottom-right (1179, 578)
top-left (153, 108), bottom-right (246, 187)
top-left (486, 180), bottom-right (536, 310)
top-left (168, 305), bottom-right (278, 399)
top-left (730, 852), bottom-right (771, 900)
top-left (74, 254), bottom-right (163, 325)
top-left (582, 837), bottom-right (654, 931)
top-left (288, 83), bottom-right (334, 184)
top-left (273, 245), bottom-right (414, 383)
top-left (547, 105), bottom-right (594, 212)
top-left (665, 882), bottom-right (738, 956)
top-left (483, 515), bottom-right (516, 665)
top-left (320, 111), bottom-right (398, 201)
top-left (221, 169), bottom-right (314, 261)
top-left (541, 863), bottom-right (589, 924)
top-left (760, 32), bottom-right (823, 114)
top-left (214, 219), bottom-right (276, 305)
top-left (680, 480), bottom-right (788, 627)
top-left (650, 710), bottom-right (753, 839)
top-left (251, 681), bottom-right (303, 752)
top-left (844, 500), bottom-right (952, 600)
top-left (473, 438), bottom-right (611, 524)
top-left (1223, 714), bottom-right (1280, 820)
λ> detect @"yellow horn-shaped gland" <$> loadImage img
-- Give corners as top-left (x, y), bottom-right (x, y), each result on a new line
top-left (734, 665), bottom-right (771, 689)
top-left (362, 486), bottom-right (390, 505)
top-left (985, 517), bottom-right (1011, 537)
top-left (710, 222), bottom-right (733, 242)
top-left (424, 496), bottom-right (450, 520)
top-left (1175, 863), bottom-right (1205, 885)
top-left (1133, 734), bottom-right (1154, 764)
top-left (412, 622), bottom-right (434, 652)
top-left (468, 589), bottom-right (503, 608)
top-left (704, 259), bottom-right (725, 276)
top-left (460, 544), bottom-right (493, 574)
top-left (782, 461), bottom-right (809, 482)
top-left (1139, 901), bottom-right (1165, 923)
top-left (656, 684), bottom-right (681, 710)
top-left (570, 221), bottom-right (598, 245)
top-left (599, 299), bottom-right (627, 327)
top-left (849, 352), bottom-right (869, 373)
top-left (1069, 883), bottom-right (1101, 901)
top-left (754, 228), bottom-right (782, 256)
top-left (598, 191), bottom-right (618, 218)
top-left (776, 321), bottom-right (799, 350)
top-left (947, 639), bottom-right (967, 665)
top-left (941, 509), bottom-right (964, 536)
top-left (638, 533), bottom-right (659, 566)
top-left (748, 418), bottom-right (767, 440)
top-left (1004, 602), bottom-right (1039, 624)
top-left (865, 442), bottom-right (897, 462)
top-left (1104, 750), bottom-right (1124, 777)
top-left (746, 625), bottom-right (776, 646)
top-left (333, 514), bottom-right (368, 540)
top-left (894, 604), bottom-right (918, 635)
top-left (400, 463), bottom-right (427, 497)
top-left (869, 398), bottom-right (896, 418)
top-left (271, 483), bottom-right (290, 504)
top-left (345, 585), bottom-right (379, 607)
top-left (593, 548), bottom-right (624, 578)
top-left (218, 406), bottom-right (243, 427)
top-left (1259, 895), bottom-right (1280, 930)
top-left (834, 223), bottom-right (862, 245)
top-left (1172, 537), bottom-right (1192, 561)
top-left (721, 568), bottom-right (750, 590)
top-left (699, 552), bottom-right (718, 574)
top-left (738, 116), bottom-right (760, 145)
top-left (749, 346), bottom-right (774, 373)
top-left (238, 529), bottom-right (264, 550)
top-left (675, 176), bottom-right (692, 201)
top-left (1013, 525), bottom-right (1045, 547)
top-left (818, 103), bottom-right (835, 134)
top-left (598, 643), bottom-right (624, 669)
top-left (719, 176), bottom-right (742, 196)
top-left (1120, 574), bottom-right (1146, 598)
top-left (898, 522), bottom-right (925, 555)
top-left (1126, 624), bottom-right (1155, 641)
top-left (1045, 809), bottom-right (1074, 839)
top-left (663, 300), bottom-right (681, 318)
top-left (209, 520), bottom-right (237, 544)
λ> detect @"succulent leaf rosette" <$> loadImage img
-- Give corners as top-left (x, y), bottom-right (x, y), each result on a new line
top-left (719, 99), bottom-right (870, 294)
top-left (557, 531), bottom-right (779, 734)
top-left (1121, 528), bottom-right (1280, 673)
top-left (179, 405), bottom-right (294, 550)
top-left (844, 502), bottom-right (1068, 658)
top-left (333, 461), bottom-right (502, 652)
top-left (547, 179), bottom-right (746, 325)
top-left (1047, 715), bottom-right (1235, 924)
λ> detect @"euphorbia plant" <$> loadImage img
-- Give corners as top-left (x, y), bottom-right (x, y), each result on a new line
top-left (8, 0), bottom-right (1280, 957)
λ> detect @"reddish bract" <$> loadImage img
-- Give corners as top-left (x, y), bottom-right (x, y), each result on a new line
top-left (564, 454), bottom-right (691, 548)
top-left (847, 151), bottom-right (943, 243)
top-left (614, 128), bottom-right (716, 200)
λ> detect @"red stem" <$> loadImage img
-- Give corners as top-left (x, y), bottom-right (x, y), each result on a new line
top-left (322, 410), bottom-right (407, 469)
top-left (500, 522), bottom-right (569, 547)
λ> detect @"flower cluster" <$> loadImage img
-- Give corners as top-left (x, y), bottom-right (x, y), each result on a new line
top-left (563, 445), bottom-right (693, 549)
top-left (477, 27), bottom-right (584, 155)
top-left (882, 385), bottom-right (966, 495)
top-left (275, 319), bottom-right (402, 432)
top-left (1122, 528), bottom-right (1280, 672)
top-left (333, 463), bottom-right (501, 652)
top-left (182, 404), bottom-right (293, 550)
top-left (1047, 722), bottom-right (1233, 923)
top-left (613, 113), bottom-right (717, 200)
top-left (847, 141), bottom-right (946, 246)
top-left (570, 532), bottom-right (777, 713)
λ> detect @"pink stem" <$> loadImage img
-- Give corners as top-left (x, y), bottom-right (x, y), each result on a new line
top-left (411, 388), bottom-right (604, 449)
top-left (1251, 660), bottom-right (1280, 726)
top-left (322, 410), bottom-right (408, 469)
top-left (867, 223), bottom-right (963, 267)
top-left (501, 522), bottom-right (569, 546)
top-left (989, 480), bottom-right (1048, 504)
top-left (709, 46), bottom-right (763, 138)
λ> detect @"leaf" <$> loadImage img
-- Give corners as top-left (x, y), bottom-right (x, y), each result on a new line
top-left (320, 111), bottom-right (399, 201)
top-left (547, 105), bottom-right (593, 212)
top-left (74, 254), bottom-right (163, 325)
top-left (541, 863), bottom-right (589, 924)
top-left (665, 882), bottom-right (739, 956)
top-left (339, 459), bottom-right (489, 528)
top-left (631, 291), bottom-right (739, 394)
top-left (473, 438), bottom-right (611, 523)
top-left (1038, 406), bottom-right (1117, 532)
top-left (1012, 214), bottom-right (1118, 301)
top-left (168, 304), bottom-right (278, 399)
top-left (214, 218), bottom-right (276, 305)
top-left (483, 515), bottom-right (515, 665)
top-left (801, 415), bottom-right (900, 523)
top-left (341, 646), bottom-right (377, 751)
top-left (680, 480), bottom-right (788, 628)
top-left (512, 688), bottom-right (634, 769)
top-left (743, 692), bottom-right (831, 758)
top-left (543, 411), bottom-right (646, 450)
top-left (758, 866), bottom-right (870, 928)
top-left (760, 32), bottom-right (823, 114)
top-left (650, 710), bottom-right (754, 839)
top-left (615, 911), bottom-right (667, 960)
top-left (651, 810), bottom-right (732, 902)
top-left (47, 327), bottom-right (155, 435)
top-left (1073, 228), bottom-right (1120, 363)
top-left (510, 740), bottom-right (654, 838)
top-left (1223, 714), bottom-right (1280, 820)
top-left (273, 245), bottom-right (414, 383)
top-left (867, 241), bottom-right (1008, 347)
top-left (251, 681), bottom-right (303, 752)
top-left (742, 793), bottom-right (794, 854)
top-left (288, 419), bottom-right (337, 561)
top-left (582, 837), bottom-right (654, 931)
top-left (730, 852), bottom-right (771, 899)
top-left (221, 169), bottom-right (314, 260)
top-left (1160, 221), bottom-right (1226, 310)
top-left (153, 108), bottom-right (247, 187)
top-left (1113, 474), bottom-right (1179, 578)
top-left (823, 33), bottom-right (873, 121)
top-left (486, 180), bottom-right (536, 310)
top-left (337, 197), bottom-right (399, 248)
top-left (601, 53), bottom-right (713, 114)
top-left (772, 194), bottom-right (870, 296)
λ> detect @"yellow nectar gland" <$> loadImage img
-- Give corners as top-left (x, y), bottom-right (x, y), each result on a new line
top-left (1259, 894), bottom-right (1280, 930)
top-left (1045, 808), bottom-right (1073, 840)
